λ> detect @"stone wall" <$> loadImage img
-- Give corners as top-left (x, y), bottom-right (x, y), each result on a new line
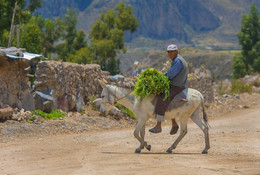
top-left (187, 77), bottom-right (214, 103)
top-left (0, 51), bottom-right (34, 110)
top-left (186, 69), bottom-right (214, 103)
top-left (0, 47), bottom-right (110, 113)
top-left (34, 61), bottom-right (109, 112)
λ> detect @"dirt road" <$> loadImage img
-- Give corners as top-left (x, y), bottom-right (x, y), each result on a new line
top-left (0, 108), bottom-right (259, 175)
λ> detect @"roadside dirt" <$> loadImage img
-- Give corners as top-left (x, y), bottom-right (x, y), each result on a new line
top-left (0, 93), bottom-right (260, 175)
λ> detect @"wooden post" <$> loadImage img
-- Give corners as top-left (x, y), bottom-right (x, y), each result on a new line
top-left (8, 2), bottom-right (18, 48)
top-left (16, 25), bottom-right (20, 48)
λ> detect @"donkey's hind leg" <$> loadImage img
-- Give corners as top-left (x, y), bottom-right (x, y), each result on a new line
top-left (134, 118), bottom-right (151, 153)
top-left (166, 117), bottom-right (188, 153)
top-left (190, 108), bottom-right (210, 154)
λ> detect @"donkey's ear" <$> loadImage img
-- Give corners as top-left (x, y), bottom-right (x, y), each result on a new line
top-left (99, 79), bottom-right (107, 89)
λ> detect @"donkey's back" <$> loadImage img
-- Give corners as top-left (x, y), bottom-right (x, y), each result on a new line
top-left (135, 88), bottom-right (203, 121)
top-left (165, 88), bottom-right (203, 120)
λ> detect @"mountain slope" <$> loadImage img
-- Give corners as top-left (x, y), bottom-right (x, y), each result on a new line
top-left (37, 0), bottom-right (260, 49)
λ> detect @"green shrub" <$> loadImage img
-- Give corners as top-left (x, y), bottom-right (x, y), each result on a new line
top-left (132, 68), bottom-right (170, 100)
top-left (88, 96), bottom-right (97, 102)
top-left (33, 109), bottom-right (66, 120)
top-left (87, 96), bottom-right (98, 110)
top-left (231, 80), bottom-right (252, 94)
top-left (115, 103), bottom-right (137, 120)
top-left (91, 103), bottom-right (98, 111)
top-left (80, 110), bottom-right (86, 114)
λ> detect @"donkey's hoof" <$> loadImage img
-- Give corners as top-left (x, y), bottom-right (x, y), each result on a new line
top-left (202, 150), bottom-right (208, 154)
top-left (135, 149), bottom-right (141, 153)
top-left (166, 148), bottom-right (172, 153)
top-left (146, 145), bottom-right (151, 151)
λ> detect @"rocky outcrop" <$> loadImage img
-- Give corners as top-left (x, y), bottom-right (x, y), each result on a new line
top-left (132, 0), bottom-right (221, 41)
top-left (241, 74), bottom-right (260, 87)
top-left (38, 0), bottom-right (94, 18)
top-left (38, 0), bottom-right (222, 43)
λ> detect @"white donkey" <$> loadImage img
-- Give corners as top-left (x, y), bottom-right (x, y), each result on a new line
top-left (99, 82), bottom-right (210, 154)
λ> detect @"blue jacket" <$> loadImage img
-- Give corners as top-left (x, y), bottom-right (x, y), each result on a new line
top-left (164, 54), bottom-right (188, 87)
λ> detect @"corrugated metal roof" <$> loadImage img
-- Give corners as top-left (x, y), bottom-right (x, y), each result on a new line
top-left (6, 52), bottom-right (47, 60)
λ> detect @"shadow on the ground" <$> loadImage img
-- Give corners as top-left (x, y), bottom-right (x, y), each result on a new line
top-left (102, 152), bottom-right (202, 155)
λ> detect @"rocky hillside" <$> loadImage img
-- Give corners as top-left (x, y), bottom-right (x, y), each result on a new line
top-left (37, 0), bottom-right (260, 49)
top-left (118, 48), bottom-right (236, 80)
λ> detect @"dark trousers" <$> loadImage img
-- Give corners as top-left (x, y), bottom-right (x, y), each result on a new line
top-left (154, 85), bottom-right (185, 116)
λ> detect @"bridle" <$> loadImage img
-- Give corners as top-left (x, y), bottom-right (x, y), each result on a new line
top-left (102, 86), bottom-right (132, 105)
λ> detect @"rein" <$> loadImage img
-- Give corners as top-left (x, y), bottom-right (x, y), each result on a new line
top-left (108, 87), bottom-right (132, 104)
top-left (102, 86), bottom-right (132, 105)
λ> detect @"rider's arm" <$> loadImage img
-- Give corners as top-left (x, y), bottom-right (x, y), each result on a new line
top-left (166, 59), bottom-right (183, 80)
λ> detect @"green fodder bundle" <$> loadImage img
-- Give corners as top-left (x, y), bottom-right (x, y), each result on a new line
top-left (132, 68), bottom-right (170, 100)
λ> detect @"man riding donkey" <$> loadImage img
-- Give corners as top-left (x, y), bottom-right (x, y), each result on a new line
top-left (149, 44), bottom-right (189, 134)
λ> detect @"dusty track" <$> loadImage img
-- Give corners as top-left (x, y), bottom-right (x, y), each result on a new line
top-left (0, 108), bottom-right (259, 175)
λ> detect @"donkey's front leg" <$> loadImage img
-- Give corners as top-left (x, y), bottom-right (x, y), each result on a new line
top-left (134, 119), bottom-right (150, 153)
top-left (140, 124), bottom-right (151, 151)
top-left (166, 119), bottom-right (188, 153)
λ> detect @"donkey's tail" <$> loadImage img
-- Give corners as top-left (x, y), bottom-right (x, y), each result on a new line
top-left (200, 93), bottom-right (211, 129)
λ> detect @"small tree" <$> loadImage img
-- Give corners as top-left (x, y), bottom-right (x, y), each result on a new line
top-left (232, 53), bottom-right (247, 79)
top-left (25, 16), bottom-right (65, 56)
top-left (89, 2), bottom-right (138, 74)
top-left (20, 19), bottom-right (42, 53)
top-left (0, 0), bottom-right (43, 46)
top-left (67, 47), bottom-right (95, 65)
top-left (233, 5), bottom-right (260, 78)
top-left (56, 8), bottom-right (87, 61)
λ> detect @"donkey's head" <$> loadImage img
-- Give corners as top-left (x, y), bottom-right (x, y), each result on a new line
top-left (96, 80), bottom-right (114, 113)
top-left (100, 80), bottom-right (133, 105)
top-left (99, 80), bottom-right (117, 105)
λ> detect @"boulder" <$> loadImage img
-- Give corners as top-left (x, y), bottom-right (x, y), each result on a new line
top-left (76, 93), bottom-right (85, 112)
top-left (108, 106), bottom-right (124, 119)
top-left (0, 107), bottom-right (13, 119)
top-left (241, 75), bottom-right (260, 87)
top-left (34, 90), bottom-right (55, 113)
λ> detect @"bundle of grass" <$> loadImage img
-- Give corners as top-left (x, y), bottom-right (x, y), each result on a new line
top-left (132, 68), bottom-right (170, 100)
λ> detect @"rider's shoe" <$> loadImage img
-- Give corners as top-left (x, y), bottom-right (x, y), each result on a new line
top-left (170, 124), bottom-right (179, 135)
top-left (149, 126), bottom-right (162, 133)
